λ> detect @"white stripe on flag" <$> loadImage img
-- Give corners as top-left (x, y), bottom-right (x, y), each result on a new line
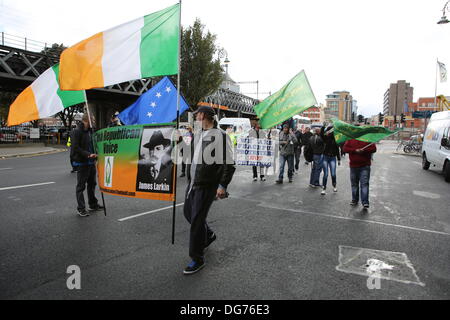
top-left (31, 68), bottom-right (64, 118)
top-left (102, 17), bottom-right (144, 87)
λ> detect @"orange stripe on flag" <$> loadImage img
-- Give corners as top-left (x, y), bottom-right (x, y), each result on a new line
top-left (59, 32), bottom-right (104, 91)
top-left (7, 87), bottom-right (39, 126)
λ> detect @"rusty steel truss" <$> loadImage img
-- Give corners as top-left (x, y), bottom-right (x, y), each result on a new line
top-left (203, 88), bottom-right (258, 115)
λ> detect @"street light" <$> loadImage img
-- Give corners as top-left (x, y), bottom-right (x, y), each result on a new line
top-left (218, 48), bottom-right (230, 74)
top-left (437, 1), bottom-right (450, 24)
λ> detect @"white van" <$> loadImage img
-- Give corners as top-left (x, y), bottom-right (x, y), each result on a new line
top-left (218, 118), bottom-right (251, 133)
top-left (218, 117), bottom-right (252, 146)
top-left (422, 111), bottom-right (450, 182)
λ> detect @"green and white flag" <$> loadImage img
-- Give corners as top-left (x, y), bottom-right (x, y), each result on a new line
top-left (254, 70), bottom-right (317, 129)
top-left (331, 119), bottom-right (398, 144)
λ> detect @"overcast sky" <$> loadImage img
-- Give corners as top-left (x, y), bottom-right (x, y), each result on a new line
top-left (1, 0), bottom-right (449, 116)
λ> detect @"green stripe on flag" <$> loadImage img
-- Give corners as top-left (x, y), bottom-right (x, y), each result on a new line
top-left (52, 64), bottom-right (86, 108)
top-left (254, 70), bottom-right (317, 129)
top-left (140, 3), bottom-right (179, 78)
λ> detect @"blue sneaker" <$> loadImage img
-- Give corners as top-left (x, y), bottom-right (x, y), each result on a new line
top-left (183, 259), bottom-right (205, 275)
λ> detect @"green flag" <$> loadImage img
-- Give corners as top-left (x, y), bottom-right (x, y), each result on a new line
top-left (254, 70), bottom-right (317, 129)
top-left (331, 119), bottom-right (398, 144)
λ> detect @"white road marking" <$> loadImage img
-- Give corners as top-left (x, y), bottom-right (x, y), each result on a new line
top-left (383, 205), bottom-right (396, 215)
top-left (0, 182), bottom-right (55, 191)
top-left (336, 246), bottom-right (425, 286)
top-left (0, 168), bottom-right (12, 171)
top-left (118, 203), bottom-right (185, 222)
top-left (262, 204), bottom-right (450, 237)
top-left (413, 190), bottom-right (441, 199)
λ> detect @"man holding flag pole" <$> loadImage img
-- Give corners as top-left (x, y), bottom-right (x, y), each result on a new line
top-left (332, 119), bottom-right (398, 210)
top-left (343, 136), bottom-right (377, 210)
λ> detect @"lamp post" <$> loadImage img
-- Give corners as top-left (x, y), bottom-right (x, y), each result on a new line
top-left (437, 0), bottom-right (450, 24)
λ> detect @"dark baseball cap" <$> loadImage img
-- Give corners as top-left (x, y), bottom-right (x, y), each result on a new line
top-left (194, 106), bottom-right (215, 116)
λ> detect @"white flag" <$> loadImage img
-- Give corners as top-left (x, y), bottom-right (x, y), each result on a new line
top-left (438, 61), bottom-right (447, 82)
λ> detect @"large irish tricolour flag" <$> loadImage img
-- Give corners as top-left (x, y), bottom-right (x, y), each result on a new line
top-left (59, 3), bottom-right (180, 91)
top-left (7, 64), bottom-right (85, 126)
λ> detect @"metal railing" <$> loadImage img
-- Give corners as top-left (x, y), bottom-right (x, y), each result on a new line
top-left (1, 32), bottom-right (49, 52)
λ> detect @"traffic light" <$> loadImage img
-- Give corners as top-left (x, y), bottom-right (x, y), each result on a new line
top-left (401, 113), bottom-right (406, 123)
top-left (351, 112), bottom-right (355, 122)
top-left (378, 113), bottom-right (384, 125)
top-left (394, 115), bottom-right (397, 123)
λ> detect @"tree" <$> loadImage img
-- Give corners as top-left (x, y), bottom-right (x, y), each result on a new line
top-left (180, 19), bottom-right (224, 109)
top-left (41, 43), bottom-right (67, 61)
top-left (57, 104), bottom-right (84, 129)
top-left (357, 114), bottom-right (364, 123)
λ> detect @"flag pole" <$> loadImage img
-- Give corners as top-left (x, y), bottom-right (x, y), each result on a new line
top-left (359, 131), bottom-right (400, 151)
top-left (171, 0), bottom-right (182, 245)
top-left (84, 91), bottom-right (107, 217)
top-left (430, 58), bottom-right (439, 132)
top-left (435, 58), bottom-right (438, 109)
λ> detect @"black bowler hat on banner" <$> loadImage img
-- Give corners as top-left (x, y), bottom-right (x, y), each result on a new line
top-left (143, 130), bottom-right (171, 149)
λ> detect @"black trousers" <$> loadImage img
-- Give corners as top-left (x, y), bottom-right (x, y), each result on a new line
top-left (294, 146), bottom-right (302, 170)
top-left (76, 165), bottom-right (98, 211)
top-left (183, 187), bottom-right (216, 262)
top-left (70, 154), bottom-right (76, 170)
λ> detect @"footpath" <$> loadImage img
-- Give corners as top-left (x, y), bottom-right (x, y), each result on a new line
top-left (0, 144), bottom-right (67, 159)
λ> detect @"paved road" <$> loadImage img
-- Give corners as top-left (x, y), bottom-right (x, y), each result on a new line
top-left (0, 141), bottom-right (449, 299)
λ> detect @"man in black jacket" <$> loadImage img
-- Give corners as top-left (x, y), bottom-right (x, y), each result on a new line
top-left (301, 127), bottom-right (313, 165)
top-left (293, 127), bottom-right (303, 172)
top-left (183, 106), bottom-right (236, 275)
top-left (71, 113), bottom-right (103, 217)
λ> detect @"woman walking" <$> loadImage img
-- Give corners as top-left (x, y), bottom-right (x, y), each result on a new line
top-left (321, 125), bottom-right (341, 195)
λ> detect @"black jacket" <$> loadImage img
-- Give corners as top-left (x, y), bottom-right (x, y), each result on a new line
top-left (301, 132), bottom-right (313, 146)
top-left (323, 133), bottom-right (341, 161)
top-left (294, 131), bottom-right (303, 149)
top-left (186, 128), bottom-right (236, 190)
top-left (71, 123), bottom-right (95, 163)
top-left (308, 134), bottom-right (325, 155)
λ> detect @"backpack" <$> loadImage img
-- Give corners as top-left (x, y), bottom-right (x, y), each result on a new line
top-left (304, 145), bottom-right (313, 162)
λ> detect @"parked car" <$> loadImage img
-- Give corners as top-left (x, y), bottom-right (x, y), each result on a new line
top-left (0, 128), bottom-right (20, 143)
top-left (17, 127), bottom-right (30, 138)
top-left (422, 111), bottom-right (450, 182)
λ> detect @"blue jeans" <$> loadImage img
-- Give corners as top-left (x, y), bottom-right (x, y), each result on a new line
top-left (309, 154), bottom-right (323, 186)
top-left (350, 166), bottom-right (371, 205)
top-left (279, 154), bottom-right (294, 180)
top-left (322, 155), bottom-right (337, 189)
